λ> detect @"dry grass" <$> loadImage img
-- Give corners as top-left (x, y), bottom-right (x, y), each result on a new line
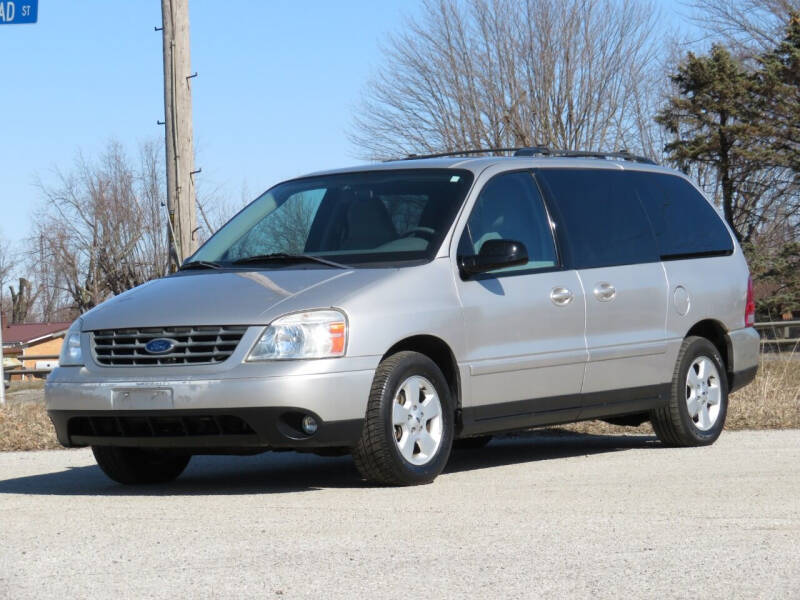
top-left (727, 355), bottom-right (800, 429)
top-left (0, 357), bottom-right (797, 451)
top-left (0, 390), bottom-right (61, 452)
top-left (560, 355), bottom-right (800, 435)
top-left (6, 379), bottom-right (47, 392)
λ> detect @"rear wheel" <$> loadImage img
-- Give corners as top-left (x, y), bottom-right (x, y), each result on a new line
top-left (92, 446), bottom-right (191, 484)
top-left (352, 351), bottom-right (454, 485)
top-left (651, 336), bottom-right (728, 447)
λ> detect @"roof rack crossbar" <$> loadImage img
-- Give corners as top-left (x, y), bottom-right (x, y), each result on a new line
top-left (512, 147), bottom-right (551, 157)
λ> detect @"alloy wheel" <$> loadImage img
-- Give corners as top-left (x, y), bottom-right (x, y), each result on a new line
top-left (685, 356), bottom-right (722, 431)
top-left (391, 375), bottom-right (443, 465)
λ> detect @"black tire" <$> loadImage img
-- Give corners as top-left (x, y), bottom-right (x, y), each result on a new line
top-left (92, 446), bottom-right (191, 485)
top-left (650, 336), bottom-right (729, 447)
top-left (453, 435), bottom-right (493, 450)
top-left (352, 351), bottom-right (454, 485)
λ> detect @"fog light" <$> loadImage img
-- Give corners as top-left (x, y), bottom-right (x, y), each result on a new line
top-left (301, 415), bottom-right (318, 435)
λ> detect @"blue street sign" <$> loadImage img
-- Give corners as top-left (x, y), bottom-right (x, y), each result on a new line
top-left (0, 1), bottom-right (37, 24)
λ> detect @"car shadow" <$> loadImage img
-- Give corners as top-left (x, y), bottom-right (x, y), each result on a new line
top-left (445, 429), bottom-right (660, 474)
top-left (0, 430), bottom-right (659, 497)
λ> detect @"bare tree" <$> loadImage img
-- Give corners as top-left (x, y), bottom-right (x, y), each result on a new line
top-left (31, 140), bottom-right (170, 313)
top-left (0, 239), bottom-right (11, 293)
top-left (30, 233), bottom-right (64, 322)
top-left (689, 0), bottom-right (800, 57)
top-left (9, 278), bottom-right (36, 324)
top-left (0, 237), bottom-right (13, 318)
top-left (138, 139), bottom-right (172, 274)
top-left (350, 0), bottom-right (664, 159)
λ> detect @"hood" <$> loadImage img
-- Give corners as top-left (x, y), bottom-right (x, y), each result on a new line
top-left (80, 268), bottom-right (391, 330)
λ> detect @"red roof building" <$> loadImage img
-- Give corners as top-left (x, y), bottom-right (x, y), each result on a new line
top-left (2, 321), bottom-right (72, 349)
top-left (1, 318), bottom-right (72, 382)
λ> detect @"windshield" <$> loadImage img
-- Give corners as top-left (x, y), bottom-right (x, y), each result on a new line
top-left (190, 169), bottom-right (474, 267)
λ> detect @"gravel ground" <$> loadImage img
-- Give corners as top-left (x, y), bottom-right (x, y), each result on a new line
top-left (1, 430), bottom-right (799, 599)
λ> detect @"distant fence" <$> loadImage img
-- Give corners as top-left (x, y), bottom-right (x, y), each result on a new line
top-left (3, 354), bottom-right (59, 382)
top-left (754, 320), bottom-right (800, 352)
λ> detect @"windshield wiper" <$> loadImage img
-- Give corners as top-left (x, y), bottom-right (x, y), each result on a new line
top-left (231, 253), bottom-right (349, 269)
top-left (179, 260), bottom-right (223, 271)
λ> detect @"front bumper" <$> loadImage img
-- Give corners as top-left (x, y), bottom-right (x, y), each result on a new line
top-left (46, 361), bottom-right (377, 449)
top-left (48, 407), bottom-right (364, 450)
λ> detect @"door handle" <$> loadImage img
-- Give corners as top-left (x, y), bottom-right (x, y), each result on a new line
top-left (593, 282), bottom-right (616, 302)
top-left (550, 287), bottom-right (574, 306)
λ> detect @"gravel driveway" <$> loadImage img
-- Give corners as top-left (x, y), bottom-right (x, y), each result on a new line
top-left (1, 430), bottom-right (798, 599)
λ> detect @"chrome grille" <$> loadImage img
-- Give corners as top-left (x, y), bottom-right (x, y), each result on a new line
top-left (91, 326), bottom-right (248, 366)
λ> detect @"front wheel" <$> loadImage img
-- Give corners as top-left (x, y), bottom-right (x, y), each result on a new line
top-left (92, 446), bottom-right (191, 484)
top-left (352, 351), bottom-right (454, 485)
top-left (650, 336), bottom-right (728, 447)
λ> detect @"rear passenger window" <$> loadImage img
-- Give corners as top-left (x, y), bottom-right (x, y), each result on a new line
top-left (458, 171), bottom-right (557, 274)
top-left (630, 172), bottom-right (734, 260)
top-left (535, 169), bottom-right (658, 269)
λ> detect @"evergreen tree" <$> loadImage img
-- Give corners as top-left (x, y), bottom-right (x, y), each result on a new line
top-left (754, 14), bottom-right (800, 173)
top-left (750, 15), bottom-right (800, 317)
top-left (658, 19), bottom-right (800, 317)
top-left (655, 45), bottom-right (759, 242)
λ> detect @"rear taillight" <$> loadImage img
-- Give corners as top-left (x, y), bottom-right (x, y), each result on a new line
top-left (745, 276), bottom-right (756, 327)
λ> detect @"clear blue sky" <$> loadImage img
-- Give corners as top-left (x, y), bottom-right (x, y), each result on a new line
top-left (0, 1), bottom-right (694, 251)
top-left (0, 0), bottom-right (417, 249)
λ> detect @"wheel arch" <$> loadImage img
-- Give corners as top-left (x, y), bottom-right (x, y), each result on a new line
top-left (685, 319), bottom-right (732, 376)
top-left (381, 335), bottom-right (461, 410)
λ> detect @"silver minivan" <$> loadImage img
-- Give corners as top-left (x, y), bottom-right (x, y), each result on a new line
top-left (46, 149), bottom-right (760, 486)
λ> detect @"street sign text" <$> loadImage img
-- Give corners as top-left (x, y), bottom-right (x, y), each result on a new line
top-left (0, 1), bottom-right (37, 24)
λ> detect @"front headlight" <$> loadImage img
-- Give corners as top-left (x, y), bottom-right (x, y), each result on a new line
top-left (247, 310), bottom-right (347, 361)
top-left (59, 320), bottom-right (84, 367)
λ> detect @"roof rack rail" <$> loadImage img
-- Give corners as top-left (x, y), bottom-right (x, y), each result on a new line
top-left (394, 146), bottom-right (657, 165)
top-left (400, 147), bottom-right (523, 160)
top-left (513, 147), bottom-right (657, 165)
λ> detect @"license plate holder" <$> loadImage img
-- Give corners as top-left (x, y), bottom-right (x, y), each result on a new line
top-left (112, 388), bottom-right (174, 410)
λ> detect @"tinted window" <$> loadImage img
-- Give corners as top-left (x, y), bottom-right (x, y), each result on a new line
top-left (190, 170), bottom-right (474, 267)
top-left (630, 172), bottom-right (734, 259)
top-left (458, 171), bottom-right (557, 273)
top-left (535, 169), bottom-right (658, 269)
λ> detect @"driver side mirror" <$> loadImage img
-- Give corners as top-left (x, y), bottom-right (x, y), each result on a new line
top-left (458, 239), bottom-right (529, 277)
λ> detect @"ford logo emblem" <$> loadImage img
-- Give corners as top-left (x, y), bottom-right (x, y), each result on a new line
top-left (144, 338), bottom-right (176, 355)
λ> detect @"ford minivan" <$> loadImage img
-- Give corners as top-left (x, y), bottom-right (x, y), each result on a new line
top-left (46, 149), bottom-right (760, 485)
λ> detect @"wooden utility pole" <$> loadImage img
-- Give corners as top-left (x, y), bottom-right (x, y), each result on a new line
top-left (161, 0), bottom-right (198, 267)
